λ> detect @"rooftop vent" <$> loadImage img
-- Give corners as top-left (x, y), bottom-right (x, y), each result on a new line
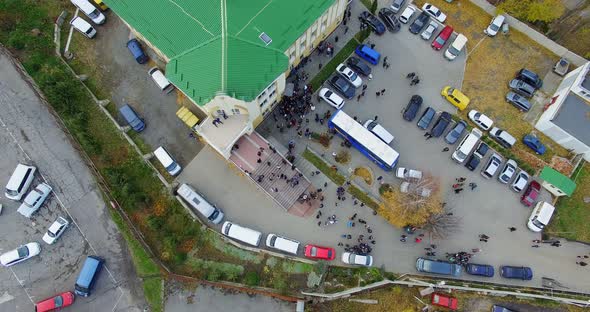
top-left (259, 32), bottom-right (272, 46)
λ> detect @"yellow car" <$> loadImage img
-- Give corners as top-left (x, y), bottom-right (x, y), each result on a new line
top-left (92, 0), bottom-right (108, 11)
top-left (441, 86), bottom-right (470, 111)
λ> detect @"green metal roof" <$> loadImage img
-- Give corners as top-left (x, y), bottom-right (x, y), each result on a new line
top-left (539, 166), bottom-right (576, 197)
top-left (104, 0), bottom-right (334, 104)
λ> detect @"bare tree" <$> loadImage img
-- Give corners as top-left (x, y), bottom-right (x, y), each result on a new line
top-left (421, 208), bottom-right (462, 240)
top-left (379, 174), bottom-right (443, 227)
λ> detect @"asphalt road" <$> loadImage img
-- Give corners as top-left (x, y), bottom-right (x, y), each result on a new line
top-left (0, 48), bottom-right (146, 311)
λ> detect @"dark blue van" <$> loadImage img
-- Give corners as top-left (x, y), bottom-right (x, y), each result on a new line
top-left (75, 255), bottom-right (104, 297)
top-left (354, 44), bottom-right (380, 65)
top-left (126, 39), bottom-right (148, 64)
top-left (119, 104), bottom-right (145, 132)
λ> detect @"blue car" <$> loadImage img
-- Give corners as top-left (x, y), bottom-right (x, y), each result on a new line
top-left (522, 134), bottom-right (546, 155)
top-left (466, 263), bottom-right (494, 277)
top-left (500, 266), bottom-right (533, 280)
top-left (126, 39), bottom-right (148, 64)
top-left (444, 120), bottom-right (467, 144)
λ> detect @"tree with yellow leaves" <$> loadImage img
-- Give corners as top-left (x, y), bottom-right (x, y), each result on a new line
top-left (378, 174), bottom-right (443, 228)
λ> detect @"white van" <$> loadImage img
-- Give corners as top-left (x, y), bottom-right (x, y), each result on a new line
top-left (177, 184), bottom-right (224, 224)
top-left (527, 201), bottom-right (555, 232)
top-left (148, 67), bottom-right (174, 93)
top-left (5, 164), bottom-right (37, 201)
top-left (452, 128), bottom-right (482, 163)
top-left (71, 0), bottom-right (106, 24)
top-left (153, 146), bottom-right (182, 176)
top-left (70, 17), bottom-right (97, 39)
top-left (222, 221), bottom-right (262, 247)
top-left (364, 120), bottom-right (394, 144)
top-left (265, 234), bottom-right (300, 255)
top-left (444, 34), bottom-right (468, 61)
top-left (484, 15), bottom-right (505, 37)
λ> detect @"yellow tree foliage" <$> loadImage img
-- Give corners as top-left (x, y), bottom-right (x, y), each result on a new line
top-left (499, 0), bottom-right (565, 23)
top-left (378, 176), bottom-right (443, 228)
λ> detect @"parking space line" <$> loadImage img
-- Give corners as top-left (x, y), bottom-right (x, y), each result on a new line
top-left (467, 37), bottom-right (486, 58)
top-left (0, 114), bottom-right (124, 300)
top-left (111, 289), bottom-right (124, 312)
top-left (8, 267), bottom-right (34, 305)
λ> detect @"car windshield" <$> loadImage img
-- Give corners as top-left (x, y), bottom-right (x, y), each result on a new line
top-left (435, 37), bottom-right (446, 45)
top-left (490, 24), bottom-right (500, 32)
top-left (338, 80), bottom-right (350, 91)
top-left (311, 247), bottom-right (317, 257)
top-left (54, 296), bottom-right (64, 307)
top-left (368, 121), bottom-right (377, 130)
top-left (457, 151), bottom-right (467, 159)
top-left (448, 46), bottom-right (460, 55)
top-left (17, 246), bottom-right (29, 258)
top-left (532, 218), bottom-right (545, 229)
top-left (350, 72), bottom-right (358, 81)
top-left (325, 90), bottom-right (333, 97)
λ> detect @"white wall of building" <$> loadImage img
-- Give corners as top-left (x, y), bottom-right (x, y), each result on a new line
top-left (535, 62), bottom-right (590, 161)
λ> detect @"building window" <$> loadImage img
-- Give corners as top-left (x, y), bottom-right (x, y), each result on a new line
top-left (269, 90), bottom-right (276, 99)
top-left (321, 19), bottom-right (327, 33)
top-left (289, 50), bottom-right (296, 63)
top-left (231, 108), bottom-right (241, 115)
top-left (259, 99), bottom-right (268, 107)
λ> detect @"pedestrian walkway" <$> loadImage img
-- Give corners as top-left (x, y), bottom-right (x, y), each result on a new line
top-left (229, 132), bottom-right (318, 214)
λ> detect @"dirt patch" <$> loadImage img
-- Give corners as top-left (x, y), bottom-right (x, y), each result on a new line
top-left (353, 166), bottom-right (373, 185)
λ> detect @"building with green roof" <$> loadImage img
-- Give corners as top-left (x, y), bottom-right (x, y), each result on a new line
top-left (539, 166), bottom-right (576, 197)
top-left (104, 0), bottom-right (347, 157)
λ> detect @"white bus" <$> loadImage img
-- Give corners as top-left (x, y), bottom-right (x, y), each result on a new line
top-left (328, 110), bottom-right (400, 170)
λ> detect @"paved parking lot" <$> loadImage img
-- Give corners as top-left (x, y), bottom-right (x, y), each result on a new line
top-left (183, 1), bottom-right (590, 293)
top-left (0, 50), bottom-right (145, 311)
top-left (72, 11), bottom-right (203, 165)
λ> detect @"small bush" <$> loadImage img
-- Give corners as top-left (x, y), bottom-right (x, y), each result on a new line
top-left (244, 271), bottom-right (260, 286)
top-left (335, 150), bottom-right (350, 164)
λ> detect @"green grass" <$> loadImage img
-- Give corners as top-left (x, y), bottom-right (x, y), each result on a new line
top-left (302, 148), bottom-right (346, 185)
top-left (108, 204), bottom-right (163, 311)
top-left (142, 277), bottom-right (163, 312)
top-left (347, 185), bottom-right (380, 210)
top-left (548, 162), bottom-right (590, 242)
top-left (309, 34), bottom-right (361, 92)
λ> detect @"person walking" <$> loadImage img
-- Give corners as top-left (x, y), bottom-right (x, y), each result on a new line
top-left (509, 227), bottom-right (517, 232)
top-left (469, 182), bottom-right (478, 190)
top-left (357, 95), bottom-right (361, 102)
top-left (376, 91), bottom-right (380, 97)
top-left (531, 245), bottom-right (540, 248)
top-left (442, 147), bottom-right (449, 152)
top-left (380, 89), bottom-right (386, 95)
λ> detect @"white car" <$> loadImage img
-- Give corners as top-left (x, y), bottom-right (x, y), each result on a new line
top-left (421, 21), bottom-right (438, 40)
top-left (396, 167), bottom-right (423, 180)
top-left (319, 88), bottom-right (345, 109)
top-left (484, 15), bottom-right (505, 37)
top-left (498, 159), bottom-right (517, 184)
top-left (0, 242), bottom-right (41, 267)
top-left (422, 3), bottom-right (447, 23)
top-left (511, 170), bottom-right (530, 193)
top-left (342, 252), bottom-right (373, 266)
top-left (468, 110), bottom-right (494, 131)
top-left (335, 64), bottom-right (362, 88)
top-left (399, 6), bottom-right (416, 24)
top-left (43, 217), bottom-right (70, 244)
top-left (17, 182), bottom-right (53, 218)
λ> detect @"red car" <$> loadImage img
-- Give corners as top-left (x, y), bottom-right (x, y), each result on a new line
top-left (304, 244), bottom-right (336, 260)
top-left (432, 25), bottom-right (453, 50)
top-left (35, 291), bottom-right (75, 312)
top-left (521, 180), bottom-right (540, 207)
top-left (431, 293), bottom-right (458, 310)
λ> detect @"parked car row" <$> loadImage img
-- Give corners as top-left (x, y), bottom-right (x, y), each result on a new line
top-left (506, 68), bottom-right (543, 112)
top-left (416, 257), bottom-right (533, 280)
top-left (69, 0), bottom-right (108, 39)
top-left (2, 163), bottom-right (107, 311)
top-left (395, 3), bottom-right (467, 60)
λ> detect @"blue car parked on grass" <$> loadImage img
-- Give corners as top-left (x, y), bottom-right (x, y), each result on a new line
top-left (466, 263), bottom-right (494, 277)
top-left (501, 266), bottom-right (533, 280)
top-left (523, 134), bottom-right (546, 155)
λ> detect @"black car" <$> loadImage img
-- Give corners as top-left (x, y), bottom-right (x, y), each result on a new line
top-left (409, 12), bottom-right (429, 34)
top-left (444, 120), bottom-right (467, 144)
top-left (403, 95), bottom-right (423, 121)
top-left (328, 75), bottom-right (355, 99)
top-left (430, 112), bottom-right (452, 137)
top-left (509, 79), bottom-right (535, 98)
top-left (359, 11), bottom-right (386, 35)
top-left (473, 141), bottom-right (489, 158)
top-left (378, 8), bottom-right (400, 32)
top-left (517, 68), bottom-right (543, 89)
top-left (465, 154), bottom-right (482, 171)
top-left (506, 91), bottom-right (531, 111)
top-left (417, 107), bottom-right (436, 130)
top-left (346, 57), bottom-right (372, 77)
